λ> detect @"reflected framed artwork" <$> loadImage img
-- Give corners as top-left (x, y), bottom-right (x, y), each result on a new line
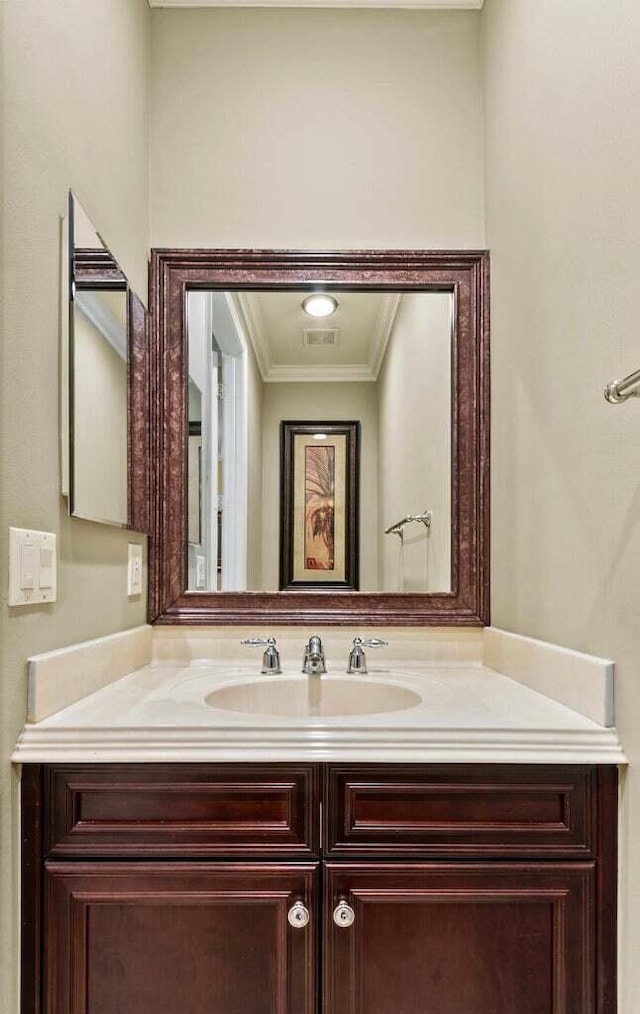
top-left (280, 421), bottom-right (359, 591)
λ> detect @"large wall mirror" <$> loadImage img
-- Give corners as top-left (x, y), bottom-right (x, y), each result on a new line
top-left (148, 250), bottom-right (489, 626)
top-left (62, 192), bottom-right (149, 532)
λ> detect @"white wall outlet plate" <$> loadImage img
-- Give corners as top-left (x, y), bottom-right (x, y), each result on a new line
top-left (9, 528), bottom-right (57, 606)
top-left (127, 543), bottom-right (143, 597)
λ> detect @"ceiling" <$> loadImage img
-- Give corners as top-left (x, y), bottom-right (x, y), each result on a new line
top-left (149, 1), bottom-right (483, 8)
top-left (233, 290), bottom-right (401, 382)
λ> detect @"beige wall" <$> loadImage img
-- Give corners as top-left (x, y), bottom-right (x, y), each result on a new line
top-left (378, 292), bottom-right (452, 592)
top-left (6, 1), bottom-right (638, 1006)
top-left (482, 1), bottom-right (640, 1007)
top-left (149, 2), bottom-right (485, 594)
top-left (16, 2), bottom-right (640, 1007)
top-left (261, 383), bottom-right (379, 590)
top-left (0, 2), bottom-right (150, 1009)
top-left (150, 8), bottom-right (485, 249)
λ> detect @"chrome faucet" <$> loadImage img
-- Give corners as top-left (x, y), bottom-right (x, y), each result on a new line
top-left (302, 635), bottom-right (327, 676)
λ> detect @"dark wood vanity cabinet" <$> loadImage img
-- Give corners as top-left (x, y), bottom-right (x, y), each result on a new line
top-left (22, 763), bottom-right (617, 1014)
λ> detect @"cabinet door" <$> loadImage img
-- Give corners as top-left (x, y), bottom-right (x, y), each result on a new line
top-left (324, 862), bottom-right (595, 1014)
top-left (45, 862), bottom-right (317, 1014)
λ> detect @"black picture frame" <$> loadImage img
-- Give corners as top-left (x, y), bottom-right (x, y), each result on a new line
top-left (279, 420), bottom-right (360, 591)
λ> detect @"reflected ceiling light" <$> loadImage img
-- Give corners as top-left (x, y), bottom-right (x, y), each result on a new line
top-left (302, 294), bottom-right (338, 318)
top-left (313, 432), bottom-right (328, 440)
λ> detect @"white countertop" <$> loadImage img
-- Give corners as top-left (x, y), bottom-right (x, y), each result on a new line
top-left (11, 658), bottom-right (626, 765)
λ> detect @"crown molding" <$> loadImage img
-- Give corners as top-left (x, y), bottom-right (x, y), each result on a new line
top-left (265, 363), bottom-right (375, 383)
top-left (149, 1), bottom-right (483, 8)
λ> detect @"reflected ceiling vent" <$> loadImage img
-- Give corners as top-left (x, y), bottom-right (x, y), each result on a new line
top-left (303, 328), bottom-right (339, 347)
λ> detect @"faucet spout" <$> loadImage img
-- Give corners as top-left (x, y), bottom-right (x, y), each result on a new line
top-left (302, 635), bottom-right (327, 676)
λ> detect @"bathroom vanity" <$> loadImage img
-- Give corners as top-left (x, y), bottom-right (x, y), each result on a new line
top-left (26, 245), bottom-right (618, 1011)
top-left (16, 638), bottom-right (622, 1014)
top-left (22, 760), bottom-right (616, 1013)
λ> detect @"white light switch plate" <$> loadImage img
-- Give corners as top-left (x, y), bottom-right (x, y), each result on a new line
top-left (127, 543), bottom-right (143, 597)
top-left (9, 528), bottom-right (57, 606)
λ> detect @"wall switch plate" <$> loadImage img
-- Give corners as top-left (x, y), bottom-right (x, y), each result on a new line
top-left (127, 543), bottom-right (143, 597)
top-left (9, 528), bottom-right (57, 606)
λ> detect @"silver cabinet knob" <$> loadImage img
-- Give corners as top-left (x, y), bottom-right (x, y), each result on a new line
top-left (333, 900), bottom-right (355, 927)
top-left (288, 901), bottom-right (310, 928)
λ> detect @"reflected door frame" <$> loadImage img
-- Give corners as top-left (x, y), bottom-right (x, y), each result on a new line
top-left (187, 291), bottom-right (249, 592)
top-left (219, 342), bottom-right (248, 591)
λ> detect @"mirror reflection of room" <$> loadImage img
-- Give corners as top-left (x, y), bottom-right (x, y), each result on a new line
top-left (70, 196), bottom-right (129, 527)
top-left (186, 289), bottom-right (452, 595)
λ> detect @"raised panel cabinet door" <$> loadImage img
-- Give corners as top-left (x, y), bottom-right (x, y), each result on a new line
top-left (324, 862), bottom-right (596, 1014)
top-left (44, 862), bottom-right (318, 1014)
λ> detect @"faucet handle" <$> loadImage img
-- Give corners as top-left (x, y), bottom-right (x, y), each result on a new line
top-left (240, 637), bottom-right (282, 674)
top-left (347, 636), bottom-right (389, 674)
top-left (357, 637), bottom-right (389, 649)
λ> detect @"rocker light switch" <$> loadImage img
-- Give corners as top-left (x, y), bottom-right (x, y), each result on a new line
top-left (20, 545), bottom-right (37, 589)
top-left (9, 528), bottom-right (57, 606)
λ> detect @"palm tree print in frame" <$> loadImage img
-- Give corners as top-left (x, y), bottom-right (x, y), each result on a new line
top-left (305, 444), bottom-right (335, 570)
top-left (279, 421), bottom-right (359, 590)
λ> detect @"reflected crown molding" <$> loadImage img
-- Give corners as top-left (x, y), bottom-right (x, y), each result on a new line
top-left (75, 291), bottom-right (127, 361)
top-left (265, 364), bottom-right (376, 383)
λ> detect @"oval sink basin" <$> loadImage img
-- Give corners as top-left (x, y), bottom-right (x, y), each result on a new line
top-left (205, 678), bottom-right (422, 718)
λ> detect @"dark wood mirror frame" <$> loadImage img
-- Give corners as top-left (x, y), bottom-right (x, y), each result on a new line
top-left (128, 289), bottom-right (150, 534)
top-left (146, 249), bottom-right (489, 626)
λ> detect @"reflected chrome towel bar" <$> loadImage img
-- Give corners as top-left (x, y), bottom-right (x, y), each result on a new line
top-left (384, 511), bottom-right (432, 539)
top-left (604, 367), bottom-right (640, 403)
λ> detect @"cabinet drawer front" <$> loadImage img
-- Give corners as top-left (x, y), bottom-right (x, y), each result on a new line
top-left (45, 764), bottom-right (319, 857)
top-left (326, 764), bottom-right (596, 857)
